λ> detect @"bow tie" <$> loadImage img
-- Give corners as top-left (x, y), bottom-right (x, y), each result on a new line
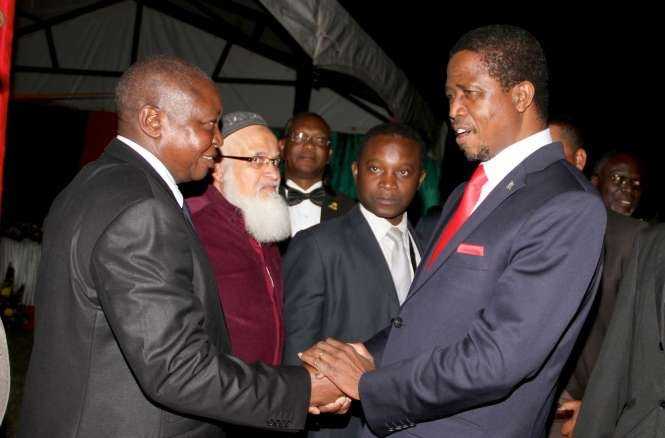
top-left (286, 186), bottom-right (327, 207)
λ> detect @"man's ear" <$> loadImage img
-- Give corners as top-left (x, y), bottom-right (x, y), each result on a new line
top-left (511, 81), bottom-right (535, 113)
top-left (575, 148), bottom-right (588, 172)
top-left (590, 175), bottom-right (600, 187)
top-left (139, 105), bottom-right (161, 138)
top-left (211, 161), bottom-right (225, 184)
top-left (418, 170), bottom-right (427, 188)
top-left (278, 138), bottom-right (286, 156)
top-left (351, 162), bottom-right (358, 183)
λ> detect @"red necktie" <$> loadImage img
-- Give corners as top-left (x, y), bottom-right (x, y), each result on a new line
top-left (427, 164), bottom-right (487, 268)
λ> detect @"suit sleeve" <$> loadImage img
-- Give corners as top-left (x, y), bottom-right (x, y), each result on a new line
top-left (359, 191), bottom-right (606, 434)
top-left (574, 232), bottom-right (642, 437)
top-left (90, 198), bottom-right (310, 430)
top-left (282, 230), bottom-right (327, 365)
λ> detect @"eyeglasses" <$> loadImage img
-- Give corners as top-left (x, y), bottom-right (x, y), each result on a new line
top-left (609, 173), bottom-right (641, 190)
top-left (289, 131), bottom-right (331, 148)
top-left (220, 155), bottom-right (282, 168)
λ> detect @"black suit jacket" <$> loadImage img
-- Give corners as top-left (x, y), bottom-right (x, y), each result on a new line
top-left (282, 206), bottom-right (422, 437)
top-left (563, 210), bottom-right (646, 399)
top-left (576, 225), bottom-right (665, 438)
top-left (278, 183), bottom-right (355, 254)
top-left (19, 140), bottom-right (309, 438)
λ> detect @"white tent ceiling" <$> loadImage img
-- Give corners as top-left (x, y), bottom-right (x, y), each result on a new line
top-left (13, 0), bottom-right (393, 134)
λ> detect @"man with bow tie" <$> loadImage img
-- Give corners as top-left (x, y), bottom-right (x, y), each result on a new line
top-left (278, 112), bottom-right (354, 250)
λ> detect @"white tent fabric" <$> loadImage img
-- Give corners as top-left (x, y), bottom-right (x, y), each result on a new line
top-left (259, 0), bottom-right (438, 138)
top-left (13, 0), bottom-right (390, 133)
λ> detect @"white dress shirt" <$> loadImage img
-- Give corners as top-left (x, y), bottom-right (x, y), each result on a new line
top-left (359, 204), bottom-right (421, 279)
top-left (474, 128), bottom-right (553, 212)
top-left (117, 135), bottom-right (184, 207)
top-left (286, 179), bottom-right (323, 237)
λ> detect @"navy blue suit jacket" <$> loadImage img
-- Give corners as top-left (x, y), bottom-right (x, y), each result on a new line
top-left (358, 143), bottom-right (606, 438)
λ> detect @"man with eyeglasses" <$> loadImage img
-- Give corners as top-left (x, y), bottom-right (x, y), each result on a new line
top-left (546, 125), bottom-right (647, 438)
top-left (279, 113), bottom-right (354, 246)
top-left (186, 113), bottom-right (292, 430)
top-left (591, 151), bottom-right (643, 217)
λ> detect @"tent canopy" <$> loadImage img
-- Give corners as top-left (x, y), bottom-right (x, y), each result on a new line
top-left (13, 0), bottom-right (437, 136)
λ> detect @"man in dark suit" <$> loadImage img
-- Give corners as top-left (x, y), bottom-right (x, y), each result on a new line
top-left (301, 25), bottom-right (606, 438)
top-left (574, 225), bottom-right (665, 438)
top-left (283, 123), bottom-right (425, 437)
top-left (18, 56), bottom-right (344, 438)
top-left (278, 113), bottom-right (354, 247)
top-left (546, 120), bottom-right (646, 437)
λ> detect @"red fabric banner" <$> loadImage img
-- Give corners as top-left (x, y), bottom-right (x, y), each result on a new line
top-left (81, 111), bottom-right (117, 166)
top-left (0, 0), bottom-right (15, 215)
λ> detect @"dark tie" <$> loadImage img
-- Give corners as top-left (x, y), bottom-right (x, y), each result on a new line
top-left (426, 164), bottom-right (487, 268)
top-left (285, 186), bottom-right (327, 207)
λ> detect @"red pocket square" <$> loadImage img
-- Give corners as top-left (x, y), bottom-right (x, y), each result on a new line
top-left (457, 243), bottom-right (485, 256)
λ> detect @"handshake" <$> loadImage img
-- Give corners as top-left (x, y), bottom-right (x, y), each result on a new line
top-left (299, 338), bottom-right (375, 415)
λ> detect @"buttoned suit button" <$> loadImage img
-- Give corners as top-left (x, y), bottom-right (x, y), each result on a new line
top-left (391, 317), bottom-right (403, 328)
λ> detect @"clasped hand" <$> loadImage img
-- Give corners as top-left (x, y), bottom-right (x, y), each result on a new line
top-left (301, 338), bottom-right (375, 414)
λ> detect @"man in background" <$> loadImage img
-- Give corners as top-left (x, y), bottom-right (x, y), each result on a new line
top-left (279, 113), bottom-right (354, 247)
top-left (187, 111), bottom-right (290, 368)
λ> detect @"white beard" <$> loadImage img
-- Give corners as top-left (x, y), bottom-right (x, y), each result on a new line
top-left (221, 172), bottom-right (291, 243)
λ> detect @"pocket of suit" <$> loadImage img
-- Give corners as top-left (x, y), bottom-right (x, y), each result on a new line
top-left (445, 247), bottom-right (490, 271)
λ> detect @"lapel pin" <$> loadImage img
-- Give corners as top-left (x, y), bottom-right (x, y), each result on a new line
top-left (506, 181), bottom-right (514, 191)
top-left (328, 201), bottom-right (338, 211)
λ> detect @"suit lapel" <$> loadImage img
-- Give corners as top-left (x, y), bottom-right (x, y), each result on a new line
top-left (320, 186), bottom-right (342, 221)
top-left (408, 143), bottom-right (563, 299)
top-left (347, 207), bottom-right (401, 308)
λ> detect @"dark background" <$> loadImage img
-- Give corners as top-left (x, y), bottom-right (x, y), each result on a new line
top-left (3, 5), bottom-right (661, 226)
top-left (339, 3), bottom-right (660, 218)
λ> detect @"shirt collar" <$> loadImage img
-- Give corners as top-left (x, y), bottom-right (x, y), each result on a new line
top-left (117, 135), bottom-right (183, 207)
top-left (359, 204), bottom-right (408, 243)
top-left (286, 179), bottom-right (323, 194)
top-left (482, 128), bottom-right (552, 186)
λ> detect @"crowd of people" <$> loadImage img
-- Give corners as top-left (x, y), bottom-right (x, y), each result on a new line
top-left (13, 23), bottom-right (660, 438)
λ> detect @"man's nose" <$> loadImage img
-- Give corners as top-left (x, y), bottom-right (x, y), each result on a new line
top-left (379, 172), bottom-right (397, 189)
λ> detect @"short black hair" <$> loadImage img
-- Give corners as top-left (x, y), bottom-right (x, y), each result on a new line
top-left (359, 123), bottom-right (425, 164)
top-left (549, 117), bottom-right (584, 152)
top-left (283, 112), bottom-right (330, 137)
top-left (115, 55), bottom-right (211, 121)
top-left (450, 24), bottom-right (549, 121)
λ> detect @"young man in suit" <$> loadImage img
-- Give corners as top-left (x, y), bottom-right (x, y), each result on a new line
top-left (283, 123), bottom-right (425, 438)
top-left (18, 56), bottom-right (345, 438)
top-left (302, 25), bottom-right (606, 438)
top-left (279, 113), bottom-right (354, 242)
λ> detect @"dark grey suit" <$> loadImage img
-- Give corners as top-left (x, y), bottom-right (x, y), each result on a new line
top-left (282, 206), bottom-right (422, 438)
top-left (563, 210), bottom-right (647, 399)
top-left (19, 140), bottom-right (310, 438)
top-left (576, 224), bottom-right (665, 438)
